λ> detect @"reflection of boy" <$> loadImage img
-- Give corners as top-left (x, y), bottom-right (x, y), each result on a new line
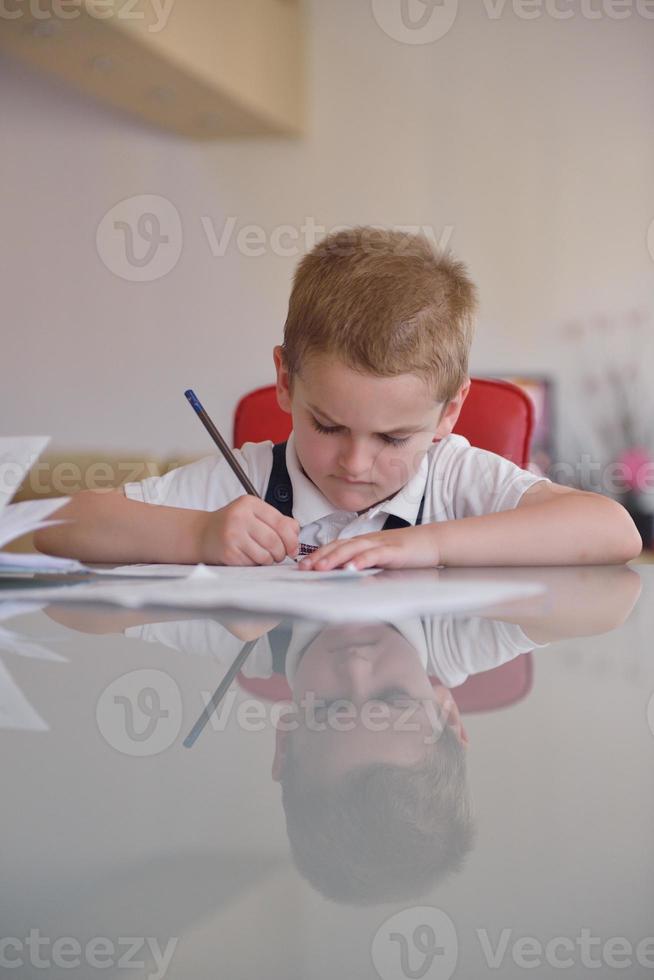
top-left (48, 564), bottom-right (641, 902)
top-left (274, 622), bottom-right (476, 904)
top-left (121, 614), bottom-right (540, 904)
top-left (121, 612), bottom-right (540, 686)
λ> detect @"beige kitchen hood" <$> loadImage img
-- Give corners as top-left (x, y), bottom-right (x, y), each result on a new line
top-left (0, 0), bottom-right (304, 138)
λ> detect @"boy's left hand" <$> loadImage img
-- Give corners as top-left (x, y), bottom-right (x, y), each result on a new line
top-left (298, 526), bottom-right (440, 572)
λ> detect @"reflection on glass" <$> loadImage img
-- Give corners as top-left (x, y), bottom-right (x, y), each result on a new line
top-left (36, 565), bottom-right (641, 905)
top-left (273, 621), bottom-right (475, 905)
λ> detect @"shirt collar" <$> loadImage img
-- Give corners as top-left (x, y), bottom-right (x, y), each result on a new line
top-left (286, 432), bottom-right (430, 529)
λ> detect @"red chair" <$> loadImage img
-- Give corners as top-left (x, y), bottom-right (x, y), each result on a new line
top-left (234, 377), bottom-right (534, 466)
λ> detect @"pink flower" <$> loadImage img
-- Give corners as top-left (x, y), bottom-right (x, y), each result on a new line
top-left (617, 447), bottom-right (654, 493)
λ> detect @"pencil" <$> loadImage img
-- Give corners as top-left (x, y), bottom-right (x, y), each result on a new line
top-left (184, 388), bottom-right (318, 561)
top-left (184, 389), bottom-right (259, 497)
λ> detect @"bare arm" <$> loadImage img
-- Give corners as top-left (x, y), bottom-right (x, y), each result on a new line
top-left (45, 602), bottom-right (281, 641)
top-left (473, 564), bottom-right (642, 644)
top-left (34, 488), bottom-right (299, 566)
top-left (33, 489), bottom-right (208, 564)
top-left (299, 483), bottom-right (643, 571)
top-left (436, 483), bottom-right (643, 566)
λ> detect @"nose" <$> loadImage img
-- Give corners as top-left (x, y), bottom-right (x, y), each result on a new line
top-left (334, 649), bottom-right (375, 702)
top-left (337, 437), bottom-right (373, 480)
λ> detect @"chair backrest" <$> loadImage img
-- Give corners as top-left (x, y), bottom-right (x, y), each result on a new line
top-left (233, 377), bottom-right (534, 466)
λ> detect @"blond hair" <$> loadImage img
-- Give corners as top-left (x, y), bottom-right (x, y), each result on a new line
top-left (282, 226), bottom-right (478, 402)
top-left (280, 725), bottom-right (475, 905)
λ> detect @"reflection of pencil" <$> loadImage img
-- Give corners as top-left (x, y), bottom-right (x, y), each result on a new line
top-left (184, 389), bottom-right (259, 497)
top-left (183, 639), bottom-right (258, 748)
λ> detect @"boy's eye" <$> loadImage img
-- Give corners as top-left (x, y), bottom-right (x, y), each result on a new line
top-left (309, 416), bottom-right (411, 447)
top-left (310, 417), bottom-right (342, 437)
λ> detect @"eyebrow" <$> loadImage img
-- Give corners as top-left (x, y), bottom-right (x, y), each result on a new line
top-left (307, 403), bottom-right (422, 436)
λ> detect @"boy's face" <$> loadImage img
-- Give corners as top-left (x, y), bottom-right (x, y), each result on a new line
top-left (273, 347), bottom-right (468, 513)
top-left (272, 623), bottom-right (466, 781)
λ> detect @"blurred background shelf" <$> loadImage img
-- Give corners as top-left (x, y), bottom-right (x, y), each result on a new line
top-left (0, 0), bottom-right (304, 138)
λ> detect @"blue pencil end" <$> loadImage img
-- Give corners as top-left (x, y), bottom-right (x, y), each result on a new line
top-left (184, 389), bottom-right (202, 413)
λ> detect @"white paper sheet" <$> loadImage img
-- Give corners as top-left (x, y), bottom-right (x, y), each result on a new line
top-left (0, 599), bottom-right (65, 660)
top-left (0, 659), bottom-right (49, 731)
top-left (0, 566), bottom-right (546, 622)
top-left (0, 498), bottom-right (71, 549)
top-left (0, 436), bottom-right (50, 512)
top-left (94, 562), bottom-right (380, 582)
top-left (0, 547), bottom-right (85, 574)
top-left (0, 436), bottom-right (80, 573)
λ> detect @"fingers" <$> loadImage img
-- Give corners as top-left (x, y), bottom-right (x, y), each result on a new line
top-left (252, 499), bottom-right (299, 559)
top-left (301, 539), bottom-right (380, 571)
top-left (249, 517), bottom-right (290, 564)
top-left (222, 497), bottom-right (298, 563)
top-left (275, 515), bottom-right (300, 559)
top-left (243, 532), bottom-right (282, 566)
top-left (343, 547), bottom-right (394, 570)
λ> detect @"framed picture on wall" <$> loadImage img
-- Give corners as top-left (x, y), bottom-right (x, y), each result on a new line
top-left (496, 375), bottom-right (555, 476)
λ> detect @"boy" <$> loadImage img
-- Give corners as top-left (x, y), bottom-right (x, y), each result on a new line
top-left (35, 227), bottom-right (642, 568)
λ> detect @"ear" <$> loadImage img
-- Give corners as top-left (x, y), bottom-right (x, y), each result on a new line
top-left (273, 346), bottom-right (292, 415)
top-left (433, 379), bottom-right (471, 442)
top-left (432, 684), bottom-right (469, 747)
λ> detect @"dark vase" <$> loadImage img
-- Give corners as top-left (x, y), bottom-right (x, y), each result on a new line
top-left (623, 491), bottom-right (654, 551)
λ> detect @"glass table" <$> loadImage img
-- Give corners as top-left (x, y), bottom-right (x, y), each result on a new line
top-left (1, 564), bottom-right (652, 980)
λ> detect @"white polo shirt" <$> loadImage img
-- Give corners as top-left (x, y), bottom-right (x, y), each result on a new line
top-left (124, 614), bottom-right (545, 690)
top-left (123, 430), bottom-right (547, 548)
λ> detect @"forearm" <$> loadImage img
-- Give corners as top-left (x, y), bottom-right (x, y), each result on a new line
top-left (434, 493), bottom-right (642, 566)
top-left (34, 489), bottom-right (209, 564)
top-left (445, 565), bottom-right (642, 641)
top-left (44, 604), bottom-right (216, 634)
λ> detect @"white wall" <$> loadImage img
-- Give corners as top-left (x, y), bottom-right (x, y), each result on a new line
top-left (2, 0), bottom-right (653, 462)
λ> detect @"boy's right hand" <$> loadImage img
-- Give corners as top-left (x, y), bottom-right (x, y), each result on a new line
top-left (198, 496), bottom-right (300, 566)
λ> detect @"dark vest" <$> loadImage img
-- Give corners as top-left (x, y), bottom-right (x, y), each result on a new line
top-left (263, 440), bottom-right (426, 674)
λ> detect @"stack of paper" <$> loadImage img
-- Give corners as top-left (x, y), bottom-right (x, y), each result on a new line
top-left (1, 564), bottom-right (545, 622)
top-left (0, 437), bottom-right (85, 574)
